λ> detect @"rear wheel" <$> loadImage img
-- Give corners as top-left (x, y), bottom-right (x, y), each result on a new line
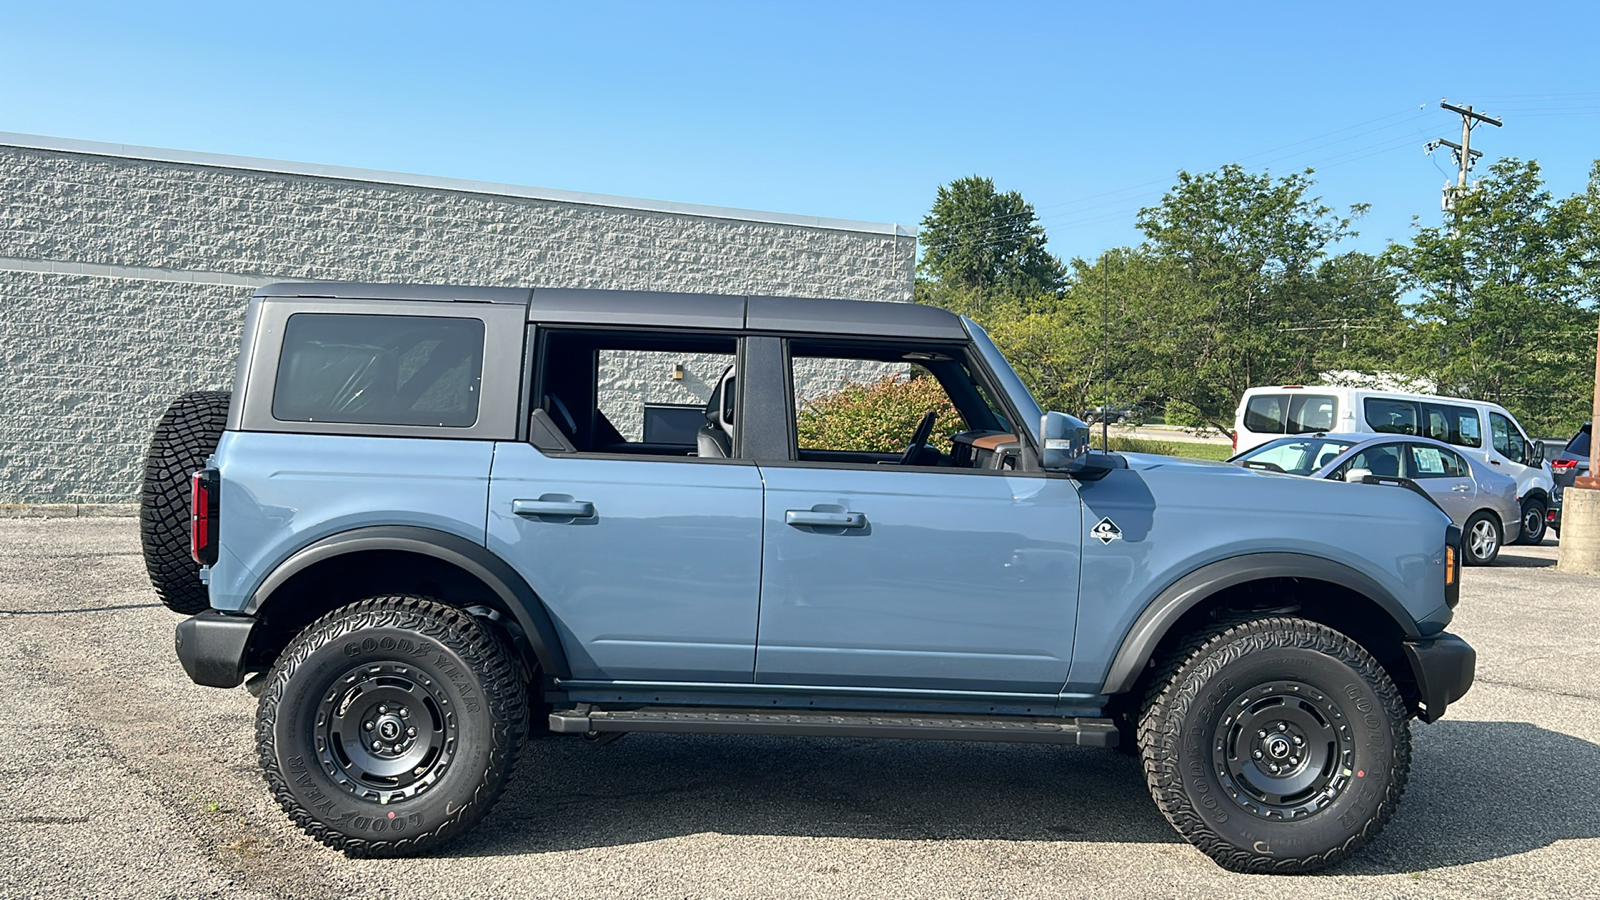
top-left (1463, 512), bottom-right (1502, 565)
top-left (139, 391), bottom-right (230, 614)
top-left (1139, 617), bottom-right (1411, 874)
top-left (256, 596), bottom-right (528, 857)
top-left (1514, 498), bottom-right (1547, 545)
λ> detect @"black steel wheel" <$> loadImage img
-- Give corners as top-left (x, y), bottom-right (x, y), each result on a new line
top-left (1139, 616), bottom-right (1410, 874)
top-left (1514, 499), bottom-right (1547, 545)
top-left (257, 596), bottom-right (528, 857)
top-left (1463, 511), bottom-right (1502, 566)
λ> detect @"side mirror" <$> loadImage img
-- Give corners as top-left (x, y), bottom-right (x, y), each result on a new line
top-left (1041, 411), bottom-right (1092, 472)
top-left (1528, 440), bottom-right (1544, 466)
top-left (1344, 467), bottom-right (1373, 483)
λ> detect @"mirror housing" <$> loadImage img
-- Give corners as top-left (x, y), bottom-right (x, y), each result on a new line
top-left (1041, 411), bottom-right (1092, 472)
top-left (1528, 440), bottom-right (1544, 466)
top-left (1344, 467), bottom-right (1373, 483)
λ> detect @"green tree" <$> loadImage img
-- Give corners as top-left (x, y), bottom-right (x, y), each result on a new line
top-left (1388, 159), bottom-right (1599, 435)
top-left (918, 176), bottom-right (1064, 313)
top-left (796, 374), bottom-right (963, 454)
top-left (1130, 165), bottom-right (1373, 433)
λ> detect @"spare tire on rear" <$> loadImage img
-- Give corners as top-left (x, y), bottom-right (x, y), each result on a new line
top-left (140, 391), bottom-right (231, 614)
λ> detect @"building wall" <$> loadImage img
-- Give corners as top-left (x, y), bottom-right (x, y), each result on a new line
top-left (0, 137), bottom-right (915, 503)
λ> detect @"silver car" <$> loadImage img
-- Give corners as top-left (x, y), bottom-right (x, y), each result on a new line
top-left (1230, 433), bottom-right (1521, 566)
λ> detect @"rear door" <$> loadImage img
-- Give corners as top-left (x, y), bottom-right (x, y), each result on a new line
top-left (1405, 443), bottom-right (1475, 524)
top-left (487, 327), bottom-right (765, 683)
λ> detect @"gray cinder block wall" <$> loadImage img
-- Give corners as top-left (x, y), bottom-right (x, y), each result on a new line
top-left (0, 134), bottom-right (915, 505)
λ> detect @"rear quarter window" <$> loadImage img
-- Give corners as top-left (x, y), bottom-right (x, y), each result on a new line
top-left (1363, 398), bottom-right (1418, 435)
top-left (1244, 395), bottom-right (1286, 433)
top-left (273, 313), bottom-right (485, 427)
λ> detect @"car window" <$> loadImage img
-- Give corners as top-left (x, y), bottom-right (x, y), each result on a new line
top-left (1286, 395), bottom-right (1337, 433)
top-left (1235, 438), bottom-right (1354, 475)
top-left (273, 313), bottom-right (485, 427)
top-left (788, 340), bottom-right (1008, 470)
top-left (1338, 443), bottom-right (1405, 479)
top-left (1420, 402), bottom-right (1481, 448)
top-left (1566, 425), bottom-right (1591, 457)
top-left (1489, 412), bottom-right (1525, 464)
top-left (536, 329), bottom-right (738, 457)
top-left (1408, 444), bottom-right (1468, 479)
top-left (1244, 395), bottom-right (1286, 433)
top-left (1363, 398), bottom-right (1417, 435)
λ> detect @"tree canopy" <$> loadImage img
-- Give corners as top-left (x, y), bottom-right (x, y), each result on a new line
top-left (917, 176), bottom-right (1064, 312)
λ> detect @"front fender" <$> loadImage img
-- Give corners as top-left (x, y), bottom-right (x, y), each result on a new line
top-left (1096, 552), bottom-right (1420, 695)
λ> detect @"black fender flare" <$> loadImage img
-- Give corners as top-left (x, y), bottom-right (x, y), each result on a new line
top-left (246, 525), bottom-right (570, 679)
top-left (1099, 552), bottom-right (1420, 695)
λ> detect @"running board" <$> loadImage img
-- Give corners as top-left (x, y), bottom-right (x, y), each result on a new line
top-left (548, 706), bottom-right (1118, 747)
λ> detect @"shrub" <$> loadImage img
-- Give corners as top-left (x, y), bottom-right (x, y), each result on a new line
top-left (797, 375), bottom-right (964, 454)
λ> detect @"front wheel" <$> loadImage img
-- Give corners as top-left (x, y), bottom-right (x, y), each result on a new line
top-left (1139, 617), bottom-right (1411, 874)
top-left (256, 596), bottom-right (528, 857)
top-left (1463, 512), bottom-right (1502, 565)
top-left (1513, 499), bottom-right (1547, 545)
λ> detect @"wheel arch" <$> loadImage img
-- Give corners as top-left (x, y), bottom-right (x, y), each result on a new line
top-left (244, 525), bottom-right (569, 680)
top-left (1101, 553), bottom-right (1423, 707)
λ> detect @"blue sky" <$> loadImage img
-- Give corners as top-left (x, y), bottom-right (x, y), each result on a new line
top-left (4, 1), bottom-right (1597, 266)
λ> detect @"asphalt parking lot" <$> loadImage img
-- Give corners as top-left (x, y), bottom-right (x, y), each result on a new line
top-left (1, 518), bottom-right (1596, 899)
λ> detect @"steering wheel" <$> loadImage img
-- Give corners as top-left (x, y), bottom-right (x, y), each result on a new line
top-left (899, 410), bottom-right (939, 466)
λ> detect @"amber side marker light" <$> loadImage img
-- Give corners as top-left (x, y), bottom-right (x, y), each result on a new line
top-left (1445, 546), bottom-right (1456, 585)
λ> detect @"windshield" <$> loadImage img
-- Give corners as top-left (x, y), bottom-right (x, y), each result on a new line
top-left (962, 317), bottom-right (1042, 441)
top-left (1233, 437), bottom-right (1357, 475)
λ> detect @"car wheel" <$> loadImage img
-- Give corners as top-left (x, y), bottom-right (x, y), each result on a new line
top-left (1139, 616), bottom-right (1410, 874)
top-left (1463, 512), bottom-right (1502, 565)
top-left (139, 391), bottom-right (231, 614)
top-left (256, 596), bottom-right (528, 857)
top-left (1514, 499), bottom-right (1547, 545)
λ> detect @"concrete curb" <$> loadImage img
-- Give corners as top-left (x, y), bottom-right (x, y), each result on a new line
top-left (0, 503), bottom-right (138, 518)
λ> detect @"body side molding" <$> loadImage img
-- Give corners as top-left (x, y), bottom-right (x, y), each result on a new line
top-left (1099, 552), bottom-right (1420, 695)
top-left (246, 525), bottom-right (570, 679)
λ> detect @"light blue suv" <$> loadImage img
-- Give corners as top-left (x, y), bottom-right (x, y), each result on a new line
top-left (144, 283), bottom-right (1474, 873)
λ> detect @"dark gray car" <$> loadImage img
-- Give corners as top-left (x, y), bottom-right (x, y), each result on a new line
top-left (1231, 433), bottom-right (1521, 564)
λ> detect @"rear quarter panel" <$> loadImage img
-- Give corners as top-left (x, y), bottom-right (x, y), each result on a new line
top-left (206, 432), bottom-right (495, 612)
top-left (1063, 455), bottom-right (1453, 693)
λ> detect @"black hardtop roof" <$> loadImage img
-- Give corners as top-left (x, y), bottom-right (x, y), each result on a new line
top-left (253, 282), bottom-right (966, 340)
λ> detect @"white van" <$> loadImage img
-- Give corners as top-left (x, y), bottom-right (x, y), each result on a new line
top-left (1233, 385), bottom-right (1556, 543)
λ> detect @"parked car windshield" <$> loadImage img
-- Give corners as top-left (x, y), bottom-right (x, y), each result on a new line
top-left (1232, 437), bottom-right (1357, 475)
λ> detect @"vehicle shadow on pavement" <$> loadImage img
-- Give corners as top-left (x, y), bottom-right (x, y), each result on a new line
top-left (1490, 554), bottom-right (1557, 569)
top-left (469, 735), bottom-right (1183, 855)
top-left (1335, 720), bottom-right (1600, 873)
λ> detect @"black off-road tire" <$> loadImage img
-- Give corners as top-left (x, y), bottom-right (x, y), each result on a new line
top-left (1513, 498), bottom-right (1547, 545)
top-left (1139, 617), bottom-right (1411, 874)
top-left (1462, 511), bottom-right (1502, 566)
top-left (256, 596), bottom-right (528, 857)
top-left (139, 391), bottom-right (230, 614)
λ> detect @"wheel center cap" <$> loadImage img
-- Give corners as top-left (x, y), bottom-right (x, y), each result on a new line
top-left (377, 716), bottom-right (404, 741)
top-left (1265, 735), bottom-right (1292, 759)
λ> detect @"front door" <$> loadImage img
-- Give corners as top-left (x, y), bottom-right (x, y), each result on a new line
top-left (1405, 442), bottom-right (1477, 524)
top-left (751, 338), bottom-right (1082, 694)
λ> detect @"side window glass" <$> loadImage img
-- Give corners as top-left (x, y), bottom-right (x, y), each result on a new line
top-left (1363, 398), bottom-right (1418, 435)
top-left (1244, 395), bottom-right (1286, 433)
top-left (1347, 444), bottom-right (1404, 478)
top-left (1408, 444), bottom-right (1454, 479)
top-left (789, 341), bottom-right (1007, 470)
top-left (273, 313), bottom-right (484, 427)
top-left (537, 330), bottom-right (737, 458)
top-left (1456, 410), bottom-right (1482, 447)
top-left (1489, 413), bottom-right (1524, 463)
top-left (1286, 395), bottom-right (1336, 434)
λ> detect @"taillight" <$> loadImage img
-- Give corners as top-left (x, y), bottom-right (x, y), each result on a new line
top-left (190, 469), bottom-right (219, 566)
top-left (1551, 459), bottom-right (1578, 471)
top-left (1231, 431), bottom-right (1238, 453)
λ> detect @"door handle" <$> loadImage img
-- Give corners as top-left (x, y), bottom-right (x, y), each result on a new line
top-left (1451, 484), bottom-right (1472, 492)
top-left (514, 498), bottom-right (595, 518)
top-left (785, 510), bottom-right (867, 529)
top-left (1489, 460), bottom-right (1501, 465)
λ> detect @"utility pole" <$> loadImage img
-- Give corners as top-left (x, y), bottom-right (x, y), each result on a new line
top-left (1425, 99), bottom-right (1502, 214)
